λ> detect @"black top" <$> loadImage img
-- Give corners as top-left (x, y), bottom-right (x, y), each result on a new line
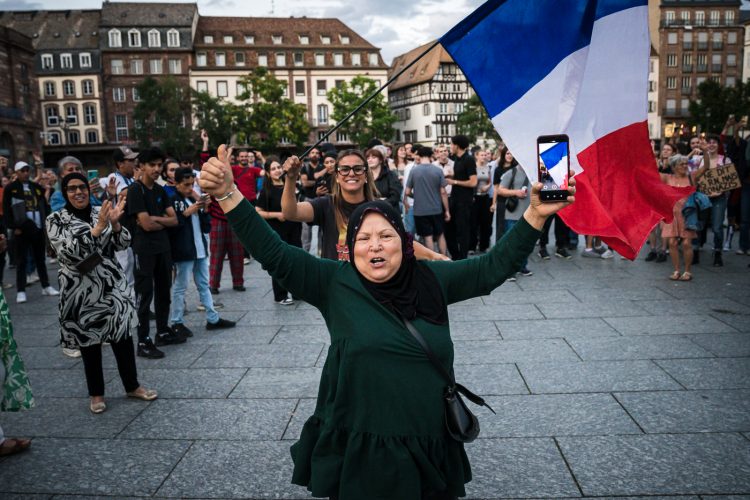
top-left (301, 162), bottom-right (325, 199)
top-left (373, 167), bottom-right (403, 211)
top-left (3, 179), bottom-right (48, 232)
top-left (451, 152), bottom-right (477, 204)
top-left (126, 181), bottom-right (171, 255)
top-left (256, 183), bottom-right (303, 233)
top-left (309, 195), bottom-right (362, 261)
top-left (168, 191), bottom-right (210, 262)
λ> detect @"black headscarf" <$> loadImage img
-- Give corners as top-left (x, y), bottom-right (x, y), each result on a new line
top-left (345, 200), bottom-right (448, 325)
top-left (61, 172), bottom-right (92, 222)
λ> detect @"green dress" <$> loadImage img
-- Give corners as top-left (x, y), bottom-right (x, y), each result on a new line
top-left (227, 200), bottom-right (540, 499)
top-left (0, 290), bottom-right (34, 412)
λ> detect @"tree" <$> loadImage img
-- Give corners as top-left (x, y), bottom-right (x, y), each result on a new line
top-left (456, 94), bottom-right (501, 145)
top-left (688, 80), bottom-right (750, 134)
top-left (133, 76), bottom-right (193, 156)
top-left (327, 76), bottom-right (396, 148)
top-left (192, 89), bottom-right (242, 149)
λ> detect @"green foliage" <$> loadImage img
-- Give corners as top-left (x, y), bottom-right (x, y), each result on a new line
top-left (456, 94), bottom-right (501, 145)
top-left (688, 80), bottom-right (750, 134)
top-left (133, 76), bottom-right (193, 156)
top-left (327, 76), bottom-right (396, 148)
top-left (191, 90), bottom-right (241, 147)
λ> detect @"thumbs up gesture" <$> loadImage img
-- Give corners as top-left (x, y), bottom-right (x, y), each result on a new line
top-left (199, 144), bottom-right (235, 198)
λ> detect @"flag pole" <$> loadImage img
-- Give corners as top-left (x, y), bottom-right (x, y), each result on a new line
top-left (299, 39), bottom-right (441, 159)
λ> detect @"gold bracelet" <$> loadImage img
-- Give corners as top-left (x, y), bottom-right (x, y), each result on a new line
top-left (215, 190), bottom-right (235, 202)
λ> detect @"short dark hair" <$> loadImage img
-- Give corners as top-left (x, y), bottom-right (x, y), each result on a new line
top-left (415, 146), bottom-right (433, 158)
top-left (451, 135), bottom-right (470, 150)
top-left (137, 147), bottom-right (166, 164)
top-left (705, 133), bottom-right (721, 143)
top-left (174, 167), bottom-right (194, 184)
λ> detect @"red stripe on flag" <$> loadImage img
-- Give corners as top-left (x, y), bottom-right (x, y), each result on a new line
top-left (559, 121), bottom-right (694, 260)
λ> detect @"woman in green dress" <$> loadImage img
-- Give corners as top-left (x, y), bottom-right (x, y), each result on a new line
top-left (200, 146), bottom-right (575, 499)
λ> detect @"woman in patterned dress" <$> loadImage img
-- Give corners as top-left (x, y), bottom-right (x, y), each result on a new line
top-left (45, 173), bottom-right (156, 414)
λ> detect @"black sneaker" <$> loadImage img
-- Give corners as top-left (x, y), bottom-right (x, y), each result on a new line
top-left (713, 251), bottom-right (723, 267)
top-left (155, 328), bottom-right (187, 346)
top-left (137, 339), bottom-right (165, 359)
top-left (206, 318), bottom-right (237, 330)
top-left (519, 268), bottom-right (533, 277)
top-left (538, 247), bottom-right (550, 260)
top-left (210, 288), bottom-right (220, 295)
top-left (645, 251), bottom-right (657, 262)
top-left (656, 252), bottom-right (667, 263)
top-left (171, 323), bottom-right (193, 338)
top-left (555, 247), bottom-right (572, 259)
top-left (233, 285), bottom-right (246, 292)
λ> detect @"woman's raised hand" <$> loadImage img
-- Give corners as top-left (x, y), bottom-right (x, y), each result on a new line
top-left (524, 177), bottom-right (576, 229)
top-left (283, 156), bottom-right (302, 178)
top-left (199, 144), bottom-right (235, 197)
top-left (109, 196), bottom-right (127, 224)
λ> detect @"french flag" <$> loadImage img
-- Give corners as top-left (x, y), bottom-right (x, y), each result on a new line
top-left (441, 0), bottom-right (693, 259)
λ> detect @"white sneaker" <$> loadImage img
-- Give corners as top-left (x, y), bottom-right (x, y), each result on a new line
top-left (243, 257), bottom-right (251, 265)
top-left (600, 249), bottom-right (614, 259)
top-left (42, 286), bottom-right (60, 296)
top-left (277, 298), bottom-right (295, 306)
top-left (62, 347), bottom-right (81, 358)
top-left (16, 291), bottom-right (27, 303)
top-left (3, 283), bottom-right (13, 289)
top-left (27, 273), bottom-right (39, 284)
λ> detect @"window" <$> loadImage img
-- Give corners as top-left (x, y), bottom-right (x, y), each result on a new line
top-left (726, 76), bottom-right (736, 86)
top-left (667, 32), bottom-right (677, 44)
top-left (46, 105), bottom-right (59, 125)
top-left (196, 52), bottom-right (207, 67)
top-left (369, 53), bottom-right (379, 66)
top-left (321, 35), bottom-right (331, 44)
top-left (666, 76), bottom-right (677, 89)
top-left (79, 53), bottom-right (92, 68)
top-left (438, 102), bottom-right (447, 114)
top-left (167, 29), bottom-right (180, 47)
top-left (82, 80), bottom-right (94, 96)
top-left (235, 52), bottom-right (245, 66)
top-left (41, 54), bottom-right (53, 69)
top-left (272, 35), bottom-right (283, 44)
top-left (217, 80), bottom-right (228, 97)
top-left (295, 80), bottom-right (305, 96)
top-left (712, 53), bottom-right (721, 64)
top-left (317, 80), bottom-right (327, 96)
top-left (680, 98), bottom-right (689, 111)
top-left (725, 11), bottom-right (735, 25)
top-left (60, 53), bottom-right (73, 69)
top-left (294, 52), bottom-right (303, 66)
top-left (276, 53), bottom-right (286, 66)
top-left (696, 76), bottom-right (706, 86)
top-left (423, 103), bottom-right (430, 116)
top-left (44, 81), bottom-right (56, 97)
top-left (65, 104), bottom-right (77, 124)
top-left (456, 103), bottom-right (465, 113)
top-left (113, 87), bottom-right (126, 102)
top-left (130, 59), bottom-right (144, 75)
top-left (425, 125), bottom-right (431, 138)
top-left (299, 35), bottom-right (309, 45)
top-left (710, 11), bottom-right (720, 25)
top-left (84, 104), bottom-right (96, 125)
top-left (128, 29), bottom-right (141, 47)
top-left (86, 130), bottom-right (98, 144)
top-left (109, 29), bottom-right (122, 47)
top-left (681, 11), bottom-right (690, 23)
top-left (681, 76), bottom-right (691, 89)
top-left (204, 35), bottom-right (214, 44)
top-left (63, 80), bottom-right (75, 96)
top-left (666, 98), bottom-right (676, 111)
top-left (682, 53), bottom-right (692, 65)
top-left (244, 35), bottom-right (254, 44)
top-left (695, 11), bottom-right (705, 26)
top-left (216, 52), bottom-right (226, 66)
top-left (333, 53), bottom-right (343, 66)
top-left (341, 35), bottom-right (350, 44)
top-left (111, 59), bottom-right (124, 75)
top-left (335, 79), bottom-right (344, 89)
top-left (150, 59), bottom-right (163, 74)
top-left (727, 54), bottom-right (737, 66)
top-left (68, 131), bottom-right (80, 145)
top-left (648, 101), bottom-right (656, 113)
top-left (236, 82), bottom-right (246, 97)
top-left (223, 35), bottom-right (233, 44)
top-left (317, 104), bottom-right (328, 125)
top-left (713, 32), bottom-right (723, 49)
top-left (196, 80), bottom-right (208, 93)
top-left (168, 59), bottom-right (182, 74)
top-left (665, 11), bottom-right (675, 24)
top-left (47, 131), bottom-right (61, 145)
top-left (335, 131), bottom-right (349, 143)
top-left (667, 53), bottom-right (676, 66)
top-left (315, 53), bottom-right (325, 66)
top-left (683, 32), bottom-right (693, 48)
top-left (148, 29), bottom-right (161, 47)
top-left (115, 114), bottom-right (128, 141)
top-left (258, 53), bottom-right (268, 66)
top-left (697, 31), bottom-right (708, 49)
top-left (132, 88), bottom-right (141, 102)
top-left (352, 53), bottom-right (361, 66)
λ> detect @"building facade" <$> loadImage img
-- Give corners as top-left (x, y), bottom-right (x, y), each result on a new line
top-left (190, 16), bottom-right (388, 146)
top-left (388, 42), bottom-right (472, 146)
top-left (648, 45), bottom-right (662, 140)
top-left (742, 9), bottom-right (750, 82)
top-left (658, 0), bottom-right (743, 139)
top-left (0, 26), bottom-right (42, 167)
top-left (100, 2), bottom-right (198, 145)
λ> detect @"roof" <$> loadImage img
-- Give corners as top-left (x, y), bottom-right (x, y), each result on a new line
top-left (195, 16), bottom-right (378, 49)
top-left (100, 2), bottom-right (197, 27)
top-left (740, 9), bottom-right (750, 23)
top-left (0, 10), bottom-right (101, 50)
top-left (388, 41), bottom-right (454, 91)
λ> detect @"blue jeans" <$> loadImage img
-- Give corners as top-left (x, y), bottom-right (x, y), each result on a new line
top-left (710, 194), bottom-right (728, 251)
top-left (170, 257), bottom-right (219, 325)
top-left (404, 208), bottom-right (415, 235)
top-left (504, 219), bottom-right (528, 269)
top-left (739, 184), bottom-right (750, 252)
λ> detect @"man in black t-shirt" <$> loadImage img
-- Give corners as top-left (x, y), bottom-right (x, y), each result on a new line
top-left (299, 147), bottom-right (323, 252)
top-left (126, 147), bottom-right (180, 359)
top-left (445, 135), bottom-right (478, 260)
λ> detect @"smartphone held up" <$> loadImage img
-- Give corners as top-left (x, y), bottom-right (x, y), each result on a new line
top-left (537, 134), bottom-right (571, 203)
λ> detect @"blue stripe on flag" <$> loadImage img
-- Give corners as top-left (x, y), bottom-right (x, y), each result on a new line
top-left (540, 142), bottom-right (568, 172)
top-left (440, 0), bottom-right (646, 117)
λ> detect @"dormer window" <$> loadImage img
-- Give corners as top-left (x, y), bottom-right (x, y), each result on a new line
top-left (223, 35), bottom-right (233, 44)
top-left (148, 29), bottom-right (161, 47)
top-left (321, 35), bottom-right (331, 45)
top-left (167, 29), bottom-right (180, 47)
top-left (204, 35), bottom-right (214, 44)
top-left (340, 35), bottom-right (350, 44)
top-left (128, 29), bottom-right (141, 47)
top-left (299, 35), bottom-right (309, 45)
top-left (272, 35), bottom-right (283, 44)
top-left (41, 54), bottom-right (54, 69)
top-left (108, 29), bottom-right (122, 48)
top-left (244, 35), bottom-right (254, 44)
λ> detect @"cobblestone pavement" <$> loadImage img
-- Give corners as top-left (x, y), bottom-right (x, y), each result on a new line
top-left (1, 243), bottom-right (749, 499)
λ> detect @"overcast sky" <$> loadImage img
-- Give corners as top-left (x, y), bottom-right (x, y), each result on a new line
top-left (0, 0), bottom-right (487, 64)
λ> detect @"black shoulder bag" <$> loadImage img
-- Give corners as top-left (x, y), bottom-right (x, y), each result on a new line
top-left (401, 317), bottom-right (495, 443)
top-left (504, 167), bottom-right (519, 212)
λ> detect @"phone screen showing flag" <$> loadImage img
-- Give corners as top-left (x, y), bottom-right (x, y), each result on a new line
top-left (538, 136), bottom-right (569, 201)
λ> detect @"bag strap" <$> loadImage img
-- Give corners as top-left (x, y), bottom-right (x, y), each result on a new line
top-left (401, 317), bottom-right (495, 414)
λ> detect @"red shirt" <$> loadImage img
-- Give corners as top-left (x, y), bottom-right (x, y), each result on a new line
top-left (232, 164), bottom-right (263, 202)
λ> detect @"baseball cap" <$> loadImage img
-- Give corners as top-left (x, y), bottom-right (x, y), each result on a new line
top-left (113, 145), bottom-right (138, 163)
top-left (14, 161), bottom-right (30, 171)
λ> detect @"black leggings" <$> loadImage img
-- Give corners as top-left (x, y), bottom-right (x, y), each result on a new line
top-left (79, 336), bottom-right (140, 397)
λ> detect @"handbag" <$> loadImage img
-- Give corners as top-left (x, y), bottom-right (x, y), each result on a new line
top-left (504, 167), bottom-right (528, 213)
top-left (401, 317), bottom-right (495, 443)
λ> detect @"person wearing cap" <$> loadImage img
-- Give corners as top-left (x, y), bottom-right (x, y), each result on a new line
top-left (2, 161), bottom-right (59, 303)
top-left (103, 146), bottom-right (139, 287)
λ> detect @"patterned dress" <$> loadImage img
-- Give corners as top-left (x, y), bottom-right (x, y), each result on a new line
top-left (45, 207), bottom-right (137, 349)
top-left (0, 290), bottom-right (34, 411)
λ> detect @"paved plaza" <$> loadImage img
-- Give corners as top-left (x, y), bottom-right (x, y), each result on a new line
top-left (1, 244), bottom-right (749, 499)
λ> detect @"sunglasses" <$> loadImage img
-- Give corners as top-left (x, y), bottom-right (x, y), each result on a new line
top-left (336, 164), bottom-right (367, 176)
top-left (66, 184), bottom-right (89, 193)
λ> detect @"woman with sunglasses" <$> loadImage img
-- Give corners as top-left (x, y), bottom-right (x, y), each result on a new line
top-left (282, 149), bottom-right (445, 262)
top-left (45, 173), bottom-right (157, 413)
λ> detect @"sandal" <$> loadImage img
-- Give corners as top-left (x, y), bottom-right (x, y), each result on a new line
top-left (127, 388), bottom-right (158, 401)
top-left (679, 271), bottom-right (692, 281)
top-left (90, 400), bottom-right (107, 414)
top-left (669, 271), bottom-right (681, 280)
top-left (0, 437), bottom-right (31, 456)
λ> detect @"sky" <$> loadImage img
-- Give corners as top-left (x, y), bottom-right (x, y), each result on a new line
top-left (0, 0), bottom-right (487, 64)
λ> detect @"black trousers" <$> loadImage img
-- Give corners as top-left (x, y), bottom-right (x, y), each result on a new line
top-left (539, 214), bottom-right (570, 249)
top-left (14, 228), bottom-right (50, 291)
top-left (494, 199), bottom-right (507, 244)
top-left (271, 223), bottom-right (302, 302)
top-left (134, 251), bottom-right (172, 343)
top-left (469, 195), bottom-right (493, 252)
top-left (331, 490), bottom-right (456, 500)
top-left (447, 198), bottom-right (472, 260)
top-left (80, 336), bottom-right (139, 396)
